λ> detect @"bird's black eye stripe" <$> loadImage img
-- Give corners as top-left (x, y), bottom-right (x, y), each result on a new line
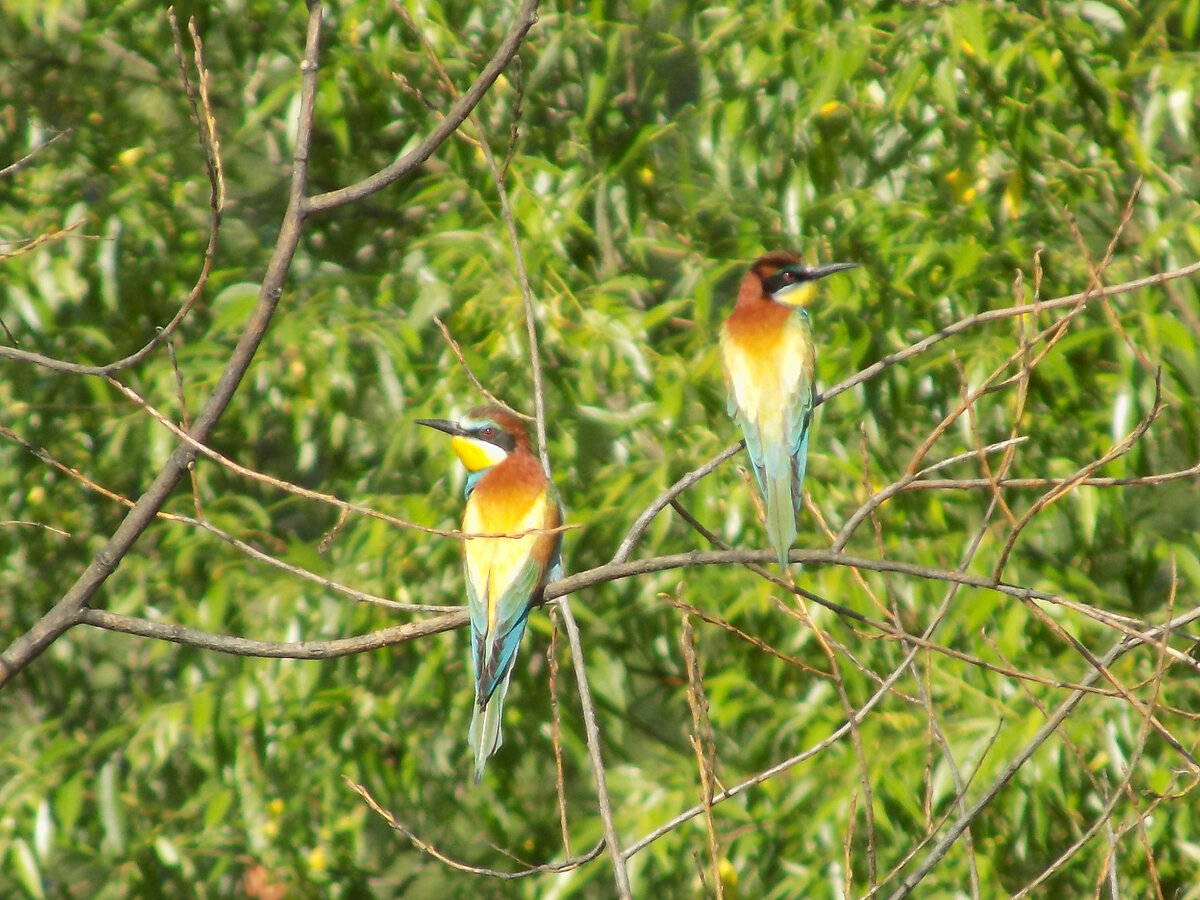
top-left (473, 423), bottom-right (515, 452)
top-left (763, 267), bottom-right (809, 294)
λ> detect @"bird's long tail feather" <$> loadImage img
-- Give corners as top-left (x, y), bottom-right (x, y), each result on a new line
top-left (765, 472), bottom-right (796, 570)
top-left (468, 668), bottom-right (513, 784)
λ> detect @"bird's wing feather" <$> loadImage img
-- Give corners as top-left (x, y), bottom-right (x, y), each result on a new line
top-left (720, 323), bottom-right (768, 494)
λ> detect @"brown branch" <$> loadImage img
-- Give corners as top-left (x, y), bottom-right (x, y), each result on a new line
top-left (433, 316), bottom-right (530, 419)
top-left (395, 0), bottom-right (549, 463)
top-left (991, 575), bottom-right (1172, 900)
top-left (818, 260), bottom-right (1200, 408)
top-left (611, 441), bottom-right (744, 564)
top-left (681, 609), bottom-right (724, 900)
top-left (881, 603), bottom-right (1200, 899)
top-left (0, 219), bottom-right (89, 263)
top-left (0, 520), bottom-right (70, 538)
top-left (667, 594), bottom-right (829, 679)
top-left (903, 266), bottom-right (1100, 481)
top-left (0, 421), bottom-right (138, 512)
top-left (58, 547), bottom-right (1089, 660)
top-left (548, 610), bottom-right (572, 858)
top-left (80, 606), bottom-right (465, 658)
top-left (626, 604), bottom-right (1200, 884)
top-left (993, 370), bottom-right (1164, 579)
top-left (0, 14), bottom-right (224, 377)
top-left (903, 465), bottom-right (1200, 491)
top-left (624, 616), bottom-right (939, 863)
top-left (0, 418), bottom-right (451, 613)
top-left (1015, 588), bottom-right (1197, 769)
top-left (102, 374), bottom-right (578, 541)
top-left (178, 512), bottom-right (454, 613)
top-left (303, 0), bottom-right (539, 214)
top-left (556, 594), bottom-right (633, 898)
top-left (0, 3), bottom-right (324, 687)
top-left (870, 720), bottom-right (1006, 895)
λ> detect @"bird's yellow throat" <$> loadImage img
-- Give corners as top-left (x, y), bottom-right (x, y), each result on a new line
top-left (452, 435), bottom-right (509, 472)
top-left (773, 282), bottom-right (818, 308)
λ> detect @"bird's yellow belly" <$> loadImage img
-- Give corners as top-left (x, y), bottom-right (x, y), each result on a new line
top-left (463, 492), bottom-right (547, 622)
top-left (723, 325), bottom-right (812, 436)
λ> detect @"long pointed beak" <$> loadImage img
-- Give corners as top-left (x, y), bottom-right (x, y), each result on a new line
top-left (808, 261), bottom-right (860, 280)
top-left (415, 418), bottom-right (466, 437)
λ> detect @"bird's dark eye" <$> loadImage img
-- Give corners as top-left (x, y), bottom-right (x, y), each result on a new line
top-left (480, 426), bottom-right (496, 438)
top-left (781, 270), bottom-right (798, 283)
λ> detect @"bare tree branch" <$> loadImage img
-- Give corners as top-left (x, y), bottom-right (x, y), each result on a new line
top-left (80, 606), bottom-right (465, 658)
top-left (0, 15), bottom-right (223, 377)
top-left (68, 545), bottom-right (1193, 664)
top-left (881, 605), bottom-right (1200, 900)
top-left (303, 0), bottom-right (539, 214)
top-left (819, 260), bottom-right (1200, 407)
top-left (0, 4), bottom-right (325, 687)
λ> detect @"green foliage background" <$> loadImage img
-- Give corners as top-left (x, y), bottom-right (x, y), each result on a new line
top-left (2, 1), bottom-right (1199, 897)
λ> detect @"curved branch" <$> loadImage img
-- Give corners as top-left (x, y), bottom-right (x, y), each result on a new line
top-left (0, 5), bottom-right (324, 687)
top-left (303, 0), bottom-right (539, 215)
top-left (79, 606), bottom-right (466, 658)
top-left (0, 18), bottom-right (224, 378)
top-left (610, 442), bottom-right (744, 564)
top-left (345, 776), bottom-right (606, 878)
top-left (818, 260), bottom-right (1200, 407)
top-left (70, 548), bottom-right (1081, 660)
top-left (0, 128), bottom-right (72, 179)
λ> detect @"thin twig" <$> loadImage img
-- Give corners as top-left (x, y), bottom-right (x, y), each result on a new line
top-left (343, 776), bottom-right (605, 878)
top-left (0, 11), bottom-right (223, 376)
top-left (993, 371), bottom-right (1164, 579)
top-left (819, 260), bottom-right (1200, 408)
top-left (612, 442), bottom-right (744, 564)
top-left (558, 594), bottom-right (633, 898)
top-left (881, 605), bottom-right (1200, 899)
top-left (80, 605), bottom-right (465, 658)
top-left (433, 316), bottom-right (530, 419)
top-left (0, 128), bottom-right (72, 179)
top-left (103, 376), bottom-right (577, 541)
top-left (0, 521), bottom-right (71, 537)
top-left (0, 219), bottom-right (89, 263)
top-left (681, 610), bottom-right (724, 900)
top-left (548, 608), bottom-right (572, 857)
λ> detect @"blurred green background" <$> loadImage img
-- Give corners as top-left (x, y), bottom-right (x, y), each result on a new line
top-left (2, 1), bottom-right (1199, 897)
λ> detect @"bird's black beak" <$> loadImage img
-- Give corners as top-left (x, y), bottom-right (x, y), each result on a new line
top-left (415, 418), bottom-right (466, 437)
top-left (807, 261), bottom-right (860, 280)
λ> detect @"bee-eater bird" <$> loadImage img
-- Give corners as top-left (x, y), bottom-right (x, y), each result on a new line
top-left (416, 407), bottom-right (563, 783)
top-left (719, 252), bottom-right (858, 569)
